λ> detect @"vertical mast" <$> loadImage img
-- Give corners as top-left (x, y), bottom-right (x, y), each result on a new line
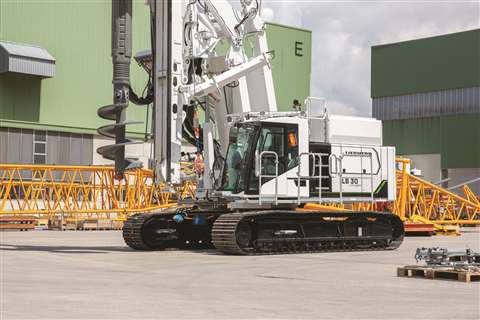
top-left (152, 0), bottom-right (184, 184)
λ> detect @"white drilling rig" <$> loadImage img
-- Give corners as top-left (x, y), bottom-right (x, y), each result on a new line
top-left (97, 0), bottom-right (404, 254)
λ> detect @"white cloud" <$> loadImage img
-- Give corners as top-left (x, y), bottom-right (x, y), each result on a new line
top-left (270, 1), bottom-right (304, 27)
top-left (260, 0), bottom-right (480, 116)
top-left (260, 7), bottom-right (275, 21)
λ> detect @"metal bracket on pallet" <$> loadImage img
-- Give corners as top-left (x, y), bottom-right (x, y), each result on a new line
top-left (415, 247), bottom-right (480, 270)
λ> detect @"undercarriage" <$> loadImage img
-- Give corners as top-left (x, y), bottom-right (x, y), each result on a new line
top-left (123, 208), bottom-right (404, 255)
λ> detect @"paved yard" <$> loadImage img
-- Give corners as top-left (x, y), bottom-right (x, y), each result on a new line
top-left (1, 229), bottom-right (479, 319)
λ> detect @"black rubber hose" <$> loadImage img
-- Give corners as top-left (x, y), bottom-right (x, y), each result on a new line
top-left (128, 85), bottom-right (153, 105)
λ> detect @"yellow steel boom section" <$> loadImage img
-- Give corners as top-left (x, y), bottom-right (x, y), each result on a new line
top-left (304, 160), bottom-right (480, 225)
top-left (0, 160), bottom-right (479, 226)
top-left (0, 164), bottom-right (196, 221)
top-left (394, 159), bottom-right (480, 225)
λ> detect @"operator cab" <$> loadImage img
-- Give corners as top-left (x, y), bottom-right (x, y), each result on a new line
top-left (220, 120), bottom-right (301, 195)
top-left (213, 114), bottom-right (313, 204)
top-left (211, 110), bottom-right (396, 206)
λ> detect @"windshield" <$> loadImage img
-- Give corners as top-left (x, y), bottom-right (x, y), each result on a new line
top-left (220, 124), bottom-right (257, 192)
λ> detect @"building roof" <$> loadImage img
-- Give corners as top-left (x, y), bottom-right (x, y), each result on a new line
top-left (0, 40), bottom-right (55, 78)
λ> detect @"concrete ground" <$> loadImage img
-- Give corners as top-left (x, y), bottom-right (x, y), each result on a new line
top-left (1, 229), bottom-right (479, 320)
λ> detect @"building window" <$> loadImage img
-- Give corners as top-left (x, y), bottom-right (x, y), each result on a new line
top-left (33, 130), bottom-right (47, 164)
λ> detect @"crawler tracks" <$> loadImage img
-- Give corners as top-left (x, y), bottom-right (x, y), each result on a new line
top-left (123, 212), bottom-right (177, 250)
top-left (122, 210), bottom-right (214, 250)
top-left (212, 211), bottom-right (404, 255)
top-left (123, 210), bottom-right (404, 254)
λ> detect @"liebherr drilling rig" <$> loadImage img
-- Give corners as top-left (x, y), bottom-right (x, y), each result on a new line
top-left (98, 0), bottom-right (404, 255)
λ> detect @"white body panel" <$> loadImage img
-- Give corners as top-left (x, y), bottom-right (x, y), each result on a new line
top-left (330, 144), bottom-right (396, 201)
top-left (309, 115), bottom-right (383, 146)
top-left (258, 143), bottom-right (396, 202)
top-left (328, 115), bottom-right (383, 146)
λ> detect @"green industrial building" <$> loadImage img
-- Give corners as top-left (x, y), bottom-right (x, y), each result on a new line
top-left (0, 1), bottom-right (311, 166)
top-left (371, 29), bottom-right (480, 193)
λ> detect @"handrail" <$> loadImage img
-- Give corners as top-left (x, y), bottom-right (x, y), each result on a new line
top-left (336, 151), bottom-right (376, 204)
top-left (258, 151), bottom-right (279, 205)
top-left (296, 152), bottom-right (329, 204)
top-left (303, 96), bottom-right (327, 118)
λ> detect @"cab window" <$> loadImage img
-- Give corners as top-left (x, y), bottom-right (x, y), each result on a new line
top-left (247, 123), bottom-right (299, 194)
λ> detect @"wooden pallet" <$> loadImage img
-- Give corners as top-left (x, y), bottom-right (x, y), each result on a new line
top-left (0, 216), bottom-right (36, 231)
top-left (398, 266), bottom-right (480, 282)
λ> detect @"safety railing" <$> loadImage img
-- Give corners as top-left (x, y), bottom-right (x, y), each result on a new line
top-left (329, 151), bottom-right (376, 204)
top-left (258, 148), bottom-right (378, 205)
top-left (296, 152), bottom-right (329, 204)
top-left (258, 151), bottom-right (279, 205)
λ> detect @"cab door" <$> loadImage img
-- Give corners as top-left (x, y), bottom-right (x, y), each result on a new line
top-left (246, 122), bottom-right (299, 197)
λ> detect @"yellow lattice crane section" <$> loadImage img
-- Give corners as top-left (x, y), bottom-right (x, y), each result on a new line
top-left (464, 185), bottom-right (480, 206)
top-left (304, 159), bottom-right (480, 230)
top-left (1, 159), bottom-right (479, 228)
top-left (394, 159), bottom-right (480, 225)
top-left (0, 164), bottom-right (195, 221)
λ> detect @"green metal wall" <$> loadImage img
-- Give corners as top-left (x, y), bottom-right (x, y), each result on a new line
top-left (371, 29), bottom-right (480, 98)
top-left (0, 0), bottom-right (150, 137)
top-left (265, 23), bottom-right (311, 111)
top-left (0, 2), bottom-right (311, 135)
top-left (383, 114), bottom-right (480, 168)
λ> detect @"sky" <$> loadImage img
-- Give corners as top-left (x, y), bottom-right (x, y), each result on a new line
top-left (255, 0), bottom-right (480, 116)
